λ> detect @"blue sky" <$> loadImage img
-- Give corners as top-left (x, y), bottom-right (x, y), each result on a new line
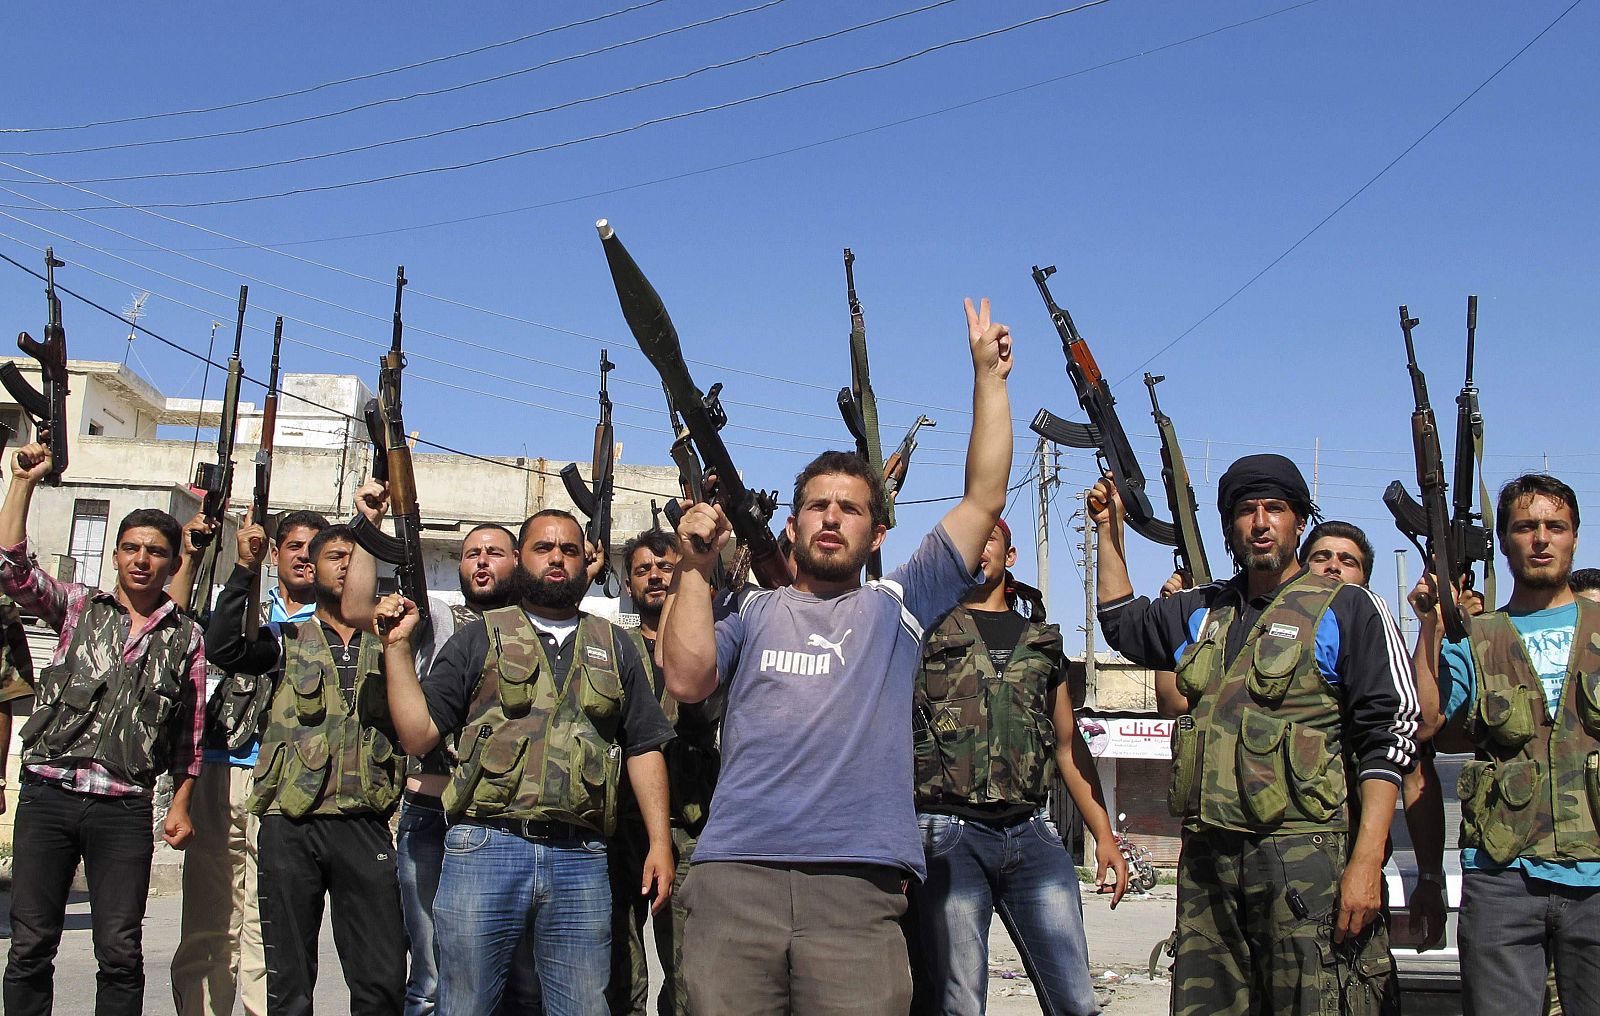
top-left (1, 0), bottom-right (1594, 645)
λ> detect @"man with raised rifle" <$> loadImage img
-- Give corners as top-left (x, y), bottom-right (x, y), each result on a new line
top-left (661, 297), bottom-right (1013, 1015)
top-left (1, 441), bottom-right (206, 1016)
top-left (342, 475), bottom-right (530, 1016)
top-left (1412, 474), bottom-right (1600, 1015)
top-left (911, 517), bottom-right (1127, 1016)
top-left (171, 508), bottom-right (328, 1016)
top-left (204, 518), bottom-right (407, 1016)
top-left (1091, 454), bottom-right (1416, 1015)
top-left (608, 528), bottom-right (720, 1016)
top-left (379, 508), bottom-right (676, 1015)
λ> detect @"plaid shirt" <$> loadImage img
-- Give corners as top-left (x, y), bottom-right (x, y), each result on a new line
top-left (0, 539), bottom-right (207, 798)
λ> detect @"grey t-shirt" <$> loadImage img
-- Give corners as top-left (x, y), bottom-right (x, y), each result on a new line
top-left (695, 525), bottom-right (977, 878)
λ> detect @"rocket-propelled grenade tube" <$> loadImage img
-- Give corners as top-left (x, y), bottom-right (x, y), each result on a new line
top-left (596, 219), bottom-right (791, 589)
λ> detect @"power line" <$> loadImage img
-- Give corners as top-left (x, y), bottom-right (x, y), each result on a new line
top-left (99, 0), bottom-right (1328, 252)
top-left (7, 0), bottom-right (960, 179)
top-left (9, 0), bottom-right (1117, 209)
top-left (1114, 0), bottom-right (1589, 383)
top-left (0, 0), bottom-right (675, 136)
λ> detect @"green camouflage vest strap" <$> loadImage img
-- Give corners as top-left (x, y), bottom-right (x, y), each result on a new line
top-left (1458, 599), bottom-right (1600, 864)
top-left (19, 597), bottom-right (194, 788)
top-left (248, 620), bottom-right (401, 818)
top-left (0, 592), bottom-right (35, 704)
top-left (443, 607), bottom-right (627, 835)
top-left (618, 626), bottom-right (719, 831)
top-left (202, 596), bottom-right (279, 752)
top-left (450, 602), bottom-right (479, 630)
top-left (913, 607), bottom-right (1063, 806)
top-left (1168, 571), bottom-right (1348, 834)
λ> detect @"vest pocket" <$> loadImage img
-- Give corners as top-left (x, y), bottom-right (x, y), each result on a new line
top-left (499, 663), bottom-right (536, 717)
top-left (1475, 758), bottom-right (1544, 866)
top-left (22, 666), bottom-right (105, 755)
top-left (291, 666), bottom-right (327, 726)
top-left (1478, 685), bottom-right (1536, 748)
top-left (580, 666), bottom-right (623, 721)
top-left (1247, 638), bottom-right (1300, 707)
top-left (1577, 673), bottom-right (1600, 736)
top-left (277, 733), bottom-right (332, 819)
top-left (1285, 723), bottom-right (1344, 822)
top-left (1167, 715), bottom-right (1198, 817)
top-left (475, 737), bottom-right (531, 814)
top-left (1236, 710), bottom-right (1290, 825)
top-left (247, 741), bottom-right (288, 815)
top-left (359, 729), bottom-right (401, 811)
top-left (1174, 640), bottom-right (1212, 699)
top-left (442, 726), bottom-right (492, 819)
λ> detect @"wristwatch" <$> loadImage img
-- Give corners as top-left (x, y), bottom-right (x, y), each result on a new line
top-left (1416, 871), bottom-right (1443, 886)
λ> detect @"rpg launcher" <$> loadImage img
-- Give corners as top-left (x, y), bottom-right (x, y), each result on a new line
top-left (1144, 373), bottom-right (1211, 586)
top-left (596, 219), bottom-right (791, 589)
top-left (352, 267), bottom-right (431, 629)
top-left (561, 350), bottom-right (619, 596)
top-left (882, 414), bottom-right (936, 507)
top-left (188, 286), bottom-right (248, 617)
top-left (244, 316), bottom-right (284, 642)
top-left (0, 247), bottom-right (71, 484)
top-left (835, 248), bottom-right (891, 579)
top-left (1384, 299), bottom-right (1491, 640)
top-left (1027, 264), bottom-right (1176, 549)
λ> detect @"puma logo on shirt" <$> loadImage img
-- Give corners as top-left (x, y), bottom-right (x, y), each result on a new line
top-left (805, 629), bottom-right (852, 663)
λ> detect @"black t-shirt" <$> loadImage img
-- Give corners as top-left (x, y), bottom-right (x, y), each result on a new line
top-left (320, 623), bottom-right (363, 703)
top-left (925, 606), bottom-right (1058, 827)
top-left (422, 613), bottom-right (674, 757)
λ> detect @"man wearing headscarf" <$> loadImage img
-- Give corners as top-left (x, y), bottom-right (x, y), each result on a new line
top-left (1089, 455), bottom-right (1418, 1015)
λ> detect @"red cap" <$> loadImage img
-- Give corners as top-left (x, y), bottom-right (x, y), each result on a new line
top-left (995, 518), bottom-right (1011, 547)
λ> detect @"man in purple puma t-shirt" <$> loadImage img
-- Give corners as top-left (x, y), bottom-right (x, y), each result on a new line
top-left (661, 298), bottom-right (1016, 1015)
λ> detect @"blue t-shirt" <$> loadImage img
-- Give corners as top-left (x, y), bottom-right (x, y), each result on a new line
top-left (1442, 602), bottom-right (1600, 887)
top-left (203, 585), bottom-right (316, 768)
top-left (694, 525), bottom-right (977, 878)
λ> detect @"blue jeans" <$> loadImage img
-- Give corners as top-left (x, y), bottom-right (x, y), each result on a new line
top-left (397, 796), bottom-right (447, 1016)
top-left (1460, 866), bottom-right (1600, 1016)
top-left (914, 812), bottom-right (1098, 1016)
top-left (433, 822), bottom-right (611, 1016)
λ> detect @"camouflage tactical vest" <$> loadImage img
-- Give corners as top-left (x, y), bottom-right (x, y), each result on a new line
top-left (0, 593), bottom-right (35, 703)
top-left (247, 621), bottom-right (401, 818)
top-left (1457, 600), bottom-right (1600, 864)
top-left (442, 608), bottom-right (628, 835)
top-left (1168, 571), bottom-right (1347, 833)
top-left (913, 608), bottom-right (1063, 806)
top-left (19, 596), bottom-right (194, 789)
top-left (203, 596), bottom-right (280, 752)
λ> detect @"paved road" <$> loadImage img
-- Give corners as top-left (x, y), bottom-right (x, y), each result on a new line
top-left (2, 879), bottom-right (1178, 1014)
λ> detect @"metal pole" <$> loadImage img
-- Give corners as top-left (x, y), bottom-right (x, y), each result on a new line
top-left (1036, 437), bottom-right (1052, 608)
top-left (1394, 548), bottom-right (1411, 643)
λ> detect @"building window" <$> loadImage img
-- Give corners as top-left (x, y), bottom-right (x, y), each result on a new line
top-left (87, 421), bottom-right (104, 436)
top-left (68, 499), bottom-right (111, 586)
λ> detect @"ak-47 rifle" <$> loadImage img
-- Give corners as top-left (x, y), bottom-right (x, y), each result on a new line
top-left (562, 351), bottom-right (619, 596)
top-left (1143, 374), bottom-right (1211, 586)
top-left (244, 316), bottom-right (284, 642)
top-left (1383, 305), bottom-right (1467, 642)
top-left (882, 414), bottom-right (935, 506)
top-left (1450, 295), bottom-right (1494, 602)
top-left (351, 267), bottom-right (431, 628)
top-left (835, 248), bottom-right (891, 578)
top-left (1027, 265), bottom-right (1176, 549)
top-left (596, 219), bottom-right (791, 589)
top-left (188, 286), bottom-right (248, 616)
top-left (0, 248), bottom-right (70, 484)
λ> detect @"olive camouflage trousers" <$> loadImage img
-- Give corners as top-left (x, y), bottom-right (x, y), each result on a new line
top-left (606, 822), bottom-right (697, 1016)
top-left (1172, 828), bottom-right (1399, 1016)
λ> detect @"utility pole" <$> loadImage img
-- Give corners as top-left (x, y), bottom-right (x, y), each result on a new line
top-left (1035, 437), bottom-right (1055, 608)
top-left (1078, 490), bottom-right (1098, 704)
top-left (1394, 548), bottom-right (1410, 643)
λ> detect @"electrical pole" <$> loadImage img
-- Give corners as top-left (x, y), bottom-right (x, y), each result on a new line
top-left (1036, 437), bottom-right (1054, 608)
top-left (1078, 491), bottom-right (1097, 704)
top-left (1394, 548), bottom-right (1410, 643)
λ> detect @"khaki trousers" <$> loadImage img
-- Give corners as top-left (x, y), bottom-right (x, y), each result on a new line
top-left (171, 762), bottom-right (266, 1016)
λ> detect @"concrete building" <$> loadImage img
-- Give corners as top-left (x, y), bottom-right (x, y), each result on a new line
top-left (0, 357), bottom-right (682, 845)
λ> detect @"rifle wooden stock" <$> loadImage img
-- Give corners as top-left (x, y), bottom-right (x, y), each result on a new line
top-left (245, 318), bottom-right (284, 641)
